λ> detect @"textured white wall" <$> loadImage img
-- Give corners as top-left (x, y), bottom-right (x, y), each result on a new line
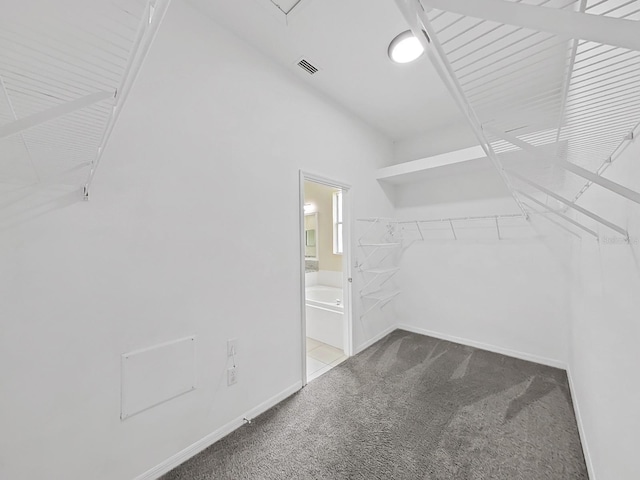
top-left (0, 2), bottom-right (394, 479)
top-left (567, 137), bottom-right (640, 480)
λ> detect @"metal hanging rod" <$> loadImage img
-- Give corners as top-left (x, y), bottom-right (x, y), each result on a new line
top-left (356, 217), bottom-right (398, 223)
top-left (397, 213), bottom-right (524, 224)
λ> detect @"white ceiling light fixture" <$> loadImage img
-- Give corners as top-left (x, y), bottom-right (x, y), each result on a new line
top-left (388, 30), bottom-right (424, 64)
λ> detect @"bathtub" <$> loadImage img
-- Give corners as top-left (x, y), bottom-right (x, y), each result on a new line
top-left (305, 285), bottom-right (344, 350)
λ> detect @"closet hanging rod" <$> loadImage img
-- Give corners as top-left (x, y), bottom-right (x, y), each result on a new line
top-left (356, 217), bottom-right (398, 222)
top-left (397, 213), bottom-right (524, 224)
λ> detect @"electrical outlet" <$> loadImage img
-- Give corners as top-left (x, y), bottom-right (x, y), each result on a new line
top-left (227, 366), bottom-right (238, 386)
top-left (227, 338), bottom-right (238, 357)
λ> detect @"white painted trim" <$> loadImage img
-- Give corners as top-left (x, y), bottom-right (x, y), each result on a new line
top-left (133, 381), bottom-right (303, 480)
top-left (300, 170), bottom-right (354, 377)
top-left (299, 171), bottom-right (352, 191)
top-left (396, 324), bottom-right (567, 369)
top-left (132, 328), bottom-right (592, 480)
top-left (354, 324), bottom-right (397, 355)
top-left (299, 171), bottom-right (309, 386)
top-left (566, 367), bottom-right (597, 480)
top-left (341, 186), bottom-right (354, 357)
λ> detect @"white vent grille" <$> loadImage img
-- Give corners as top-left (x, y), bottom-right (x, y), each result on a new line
top-left (297, 58), bottom-right (319, 75)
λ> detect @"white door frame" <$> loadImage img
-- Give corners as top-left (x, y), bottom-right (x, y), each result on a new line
top-left (299, 170), bottom-right (353, 386)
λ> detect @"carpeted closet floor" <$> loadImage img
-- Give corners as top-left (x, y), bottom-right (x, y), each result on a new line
top-left (161, 330), bottom-right (588, 480)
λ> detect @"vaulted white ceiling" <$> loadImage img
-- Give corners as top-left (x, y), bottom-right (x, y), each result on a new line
top-left (187, 0), bottom-right (469, 142)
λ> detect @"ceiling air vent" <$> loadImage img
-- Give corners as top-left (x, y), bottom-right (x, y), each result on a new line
top-left (297, 58), bottom-right (319, 75)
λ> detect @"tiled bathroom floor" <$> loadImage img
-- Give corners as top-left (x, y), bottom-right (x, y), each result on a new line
top-left (306, 337), bottom-right (347, 382)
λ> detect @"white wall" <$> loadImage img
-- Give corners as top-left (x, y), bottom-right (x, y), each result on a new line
top-left (392, 138), bottom-right (640, 479)
top-left (567, 137), bottom-right (640, 480)
top-left (393, 164), bottom-right (571, 367)
top-left (0, 2), bottom-right (394, 479)
top-left (397, 236), bottom-right (570, 366)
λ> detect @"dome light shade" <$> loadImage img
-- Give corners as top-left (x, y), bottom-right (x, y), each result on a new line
top-left (388, 30), bottom-right (424, 64)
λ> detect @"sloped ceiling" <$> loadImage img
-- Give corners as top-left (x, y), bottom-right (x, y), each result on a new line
top-left (187, 0), bottom-right (469, 143)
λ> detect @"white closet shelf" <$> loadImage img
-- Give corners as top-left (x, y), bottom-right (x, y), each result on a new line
top-left (376, 145), bottom-right (486, 185)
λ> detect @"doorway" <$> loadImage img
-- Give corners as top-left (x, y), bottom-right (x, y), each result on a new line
top-left (299, 172), bottom-right (352, 385)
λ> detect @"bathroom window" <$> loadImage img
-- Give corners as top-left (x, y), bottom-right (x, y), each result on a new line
top-left (333, 191), bottom-right (343, 254)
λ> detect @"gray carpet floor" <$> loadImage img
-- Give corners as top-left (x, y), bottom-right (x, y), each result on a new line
top-left (161, 330), bottom-right (588, 479)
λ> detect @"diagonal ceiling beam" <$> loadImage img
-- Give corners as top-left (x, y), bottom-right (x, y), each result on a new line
top-left (517, 190), bottom-right (598, 239)
top-left (394, 0), bottom-right (529, 217)
top-left (509, 169), bottom-right (629, 237)
top-left (0, 91), bottom-right (114, 141)
top-left (484, 125), bottom-right (640, 206)
top-left (421, 0), bottom-right (640, 52)
top-left (555, 0), bottom-right (587, 151)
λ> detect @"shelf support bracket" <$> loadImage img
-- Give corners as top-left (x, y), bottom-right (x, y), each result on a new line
top-left (509, 171), bottom-right (628, 239)
top-left (449, 220), bottom-right (457, 240)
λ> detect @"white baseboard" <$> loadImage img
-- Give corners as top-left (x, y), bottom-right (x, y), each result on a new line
top-left (134, 381), bottom-right (303, 480)
top-left (397, 325), bottom-right (593, 477)
top-left (133, 327), bottom-right (586, 480)
top-left (355, 324), bottom-right (397, 354)
top-left (396, 324), bottom-right (567, 370)
top-left (566, 367), bottom-right (596, 480)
